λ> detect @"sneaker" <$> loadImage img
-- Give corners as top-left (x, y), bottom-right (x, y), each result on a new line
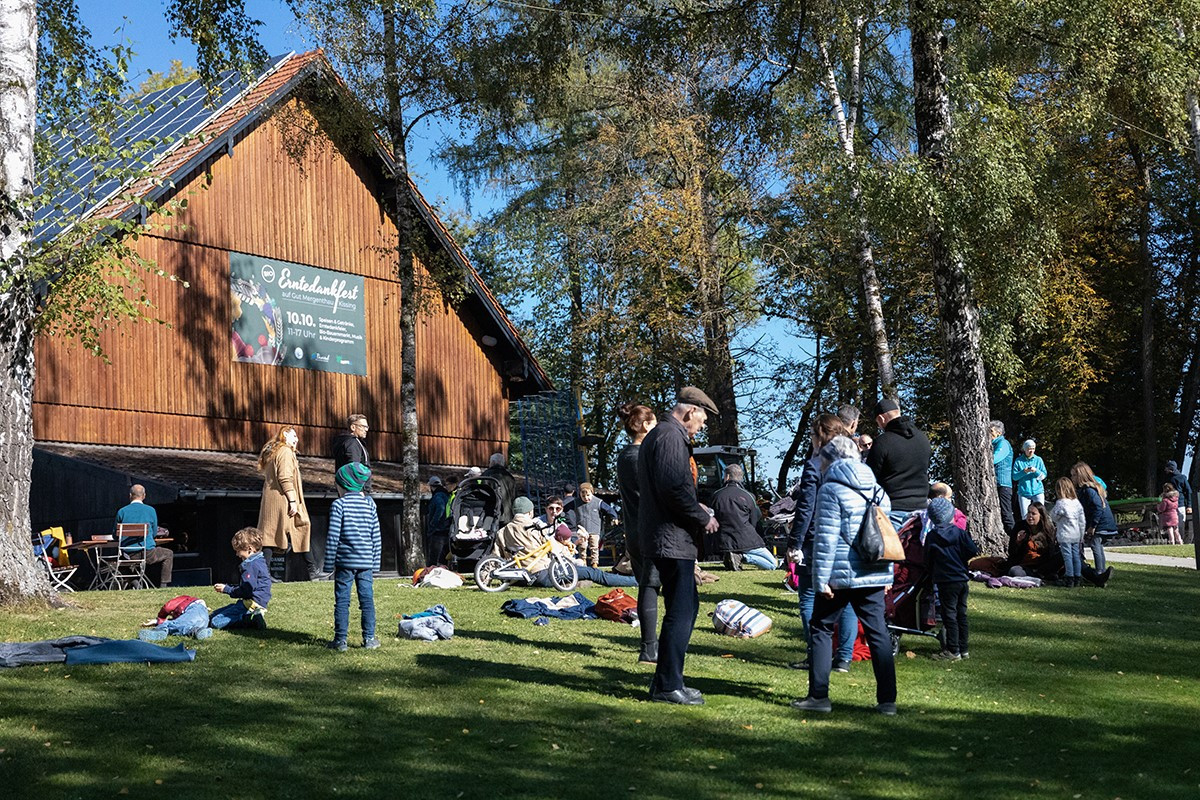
top-left (876, 702), bottom-right (898, 716)
top-left (930, 650), bottom-right (961, 661)
top-left (138, 628), bottom-right (167, 642)
top-left (790, 696), bottom-right (832, 713)
top-left (833, 660), bottom-right (850, 673)
top-left (326, 639), bottom-right (348, 652)
top-left (363, 637), bottom-right (381, 650)
top-left (788, 660), bottom-right (810, 670)
top-left (959, 651), bottom-right (970, 660)
top-left (195, 627), bottom-right (213, 641)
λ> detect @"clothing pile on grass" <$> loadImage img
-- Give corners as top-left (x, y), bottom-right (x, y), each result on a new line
top-left (0, 637), bottom-right (196, 668)
top-left (501, 592), bottom-right (597, 624)
top-left (399, 604), bottom-right (455, 640)
top-left (411, 567), bottom-right (464, 589)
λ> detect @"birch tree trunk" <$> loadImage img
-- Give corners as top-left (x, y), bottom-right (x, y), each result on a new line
top-left (0, 0), bottom-right (51, 603)
top-left (383, 5), bottom-right (424, 575)
top-left (818, 25), bottom-right (896, 397)
top-left (910, 0), bottom-right (1004, 553)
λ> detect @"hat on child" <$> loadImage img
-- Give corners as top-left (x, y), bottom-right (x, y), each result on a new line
top-left (928, 497), bottom-right (955, 525)
top-left (336, 462), bottom-right (371, 492)
top-left (513, 496), bottom-right (535, 515)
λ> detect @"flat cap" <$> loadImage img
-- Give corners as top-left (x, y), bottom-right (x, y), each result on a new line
top-left (677, 386), bottom-right (719, 416)
top-left (873, 397), bottom-right (900, 416)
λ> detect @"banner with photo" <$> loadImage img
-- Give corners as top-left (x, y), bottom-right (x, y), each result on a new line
top-left (230, 251), bottom-right (367, 376)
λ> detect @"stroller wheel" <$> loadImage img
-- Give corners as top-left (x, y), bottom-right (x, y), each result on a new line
top-left (890, 632), bottom-right (902, 657)
top-left (474, 557), bottom-right (511, 593)
top-left (548, 553), bottom-right (579, 591)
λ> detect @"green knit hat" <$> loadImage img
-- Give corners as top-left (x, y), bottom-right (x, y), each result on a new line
top-left (336, 462), bottom-right (371, 492)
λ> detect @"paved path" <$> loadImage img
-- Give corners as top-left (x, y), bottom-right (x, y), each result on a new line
top-left (1105, 551), bottom-right (1196, 569)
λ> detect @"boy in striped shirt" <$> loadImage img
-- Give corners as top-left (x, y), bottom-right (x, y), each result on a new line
top-left (325, 463), bottom-right (382, 652)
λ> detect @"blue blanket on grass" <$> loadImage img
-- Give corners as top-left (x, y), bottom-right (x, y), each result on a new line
top-left (501, 592), bottom-right (597, 620)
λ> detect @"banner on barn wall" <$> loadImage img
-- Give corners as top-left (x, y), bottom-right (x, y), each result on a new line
top-left (229, 251), bottom-right (367, 376)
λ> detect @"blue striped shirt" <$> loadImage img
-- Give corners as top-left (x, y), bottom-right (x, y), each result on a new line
top-left (324, 492), bottom-right (381, 571)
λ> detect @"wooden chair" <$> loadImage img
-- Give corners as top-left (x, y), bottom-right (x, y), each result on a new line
top-left (32, 531), bottom-right (78, 593)
top-left (111, 523), bottom-right (152, 590)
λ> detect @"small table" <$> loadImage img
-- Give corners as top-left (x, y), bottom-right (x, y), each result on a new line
top-left (64, 537), bottom-right (175, 590)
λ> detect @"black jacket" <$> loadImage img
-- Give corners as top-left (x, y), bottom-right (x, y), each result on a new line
top-left (616, 444), bottom-right (645, 554)
top-left (786, 455), bottom-right (822, 555)
top-left (638, 415), bottom-right (711, 560)
top-left (331, 431), bottom-right (371, 473)
top-left (865, 416), bottom-right (931, 511)
top-left (711, 481), bottom-right (763, 553)
top-left (924, 522), bottom-right (979, 584)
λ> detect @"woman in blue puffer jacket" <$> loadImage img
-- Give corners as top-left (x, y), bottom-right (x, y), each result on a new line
top-left (792, 436), bottom-right (898, 716)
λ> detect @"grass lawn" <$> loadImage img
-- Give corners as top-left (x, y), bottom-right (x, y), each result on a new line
top-left (3, 564), bottom-right (1198, 800)
top-left (1109, 544), bottom-right (1196, 558)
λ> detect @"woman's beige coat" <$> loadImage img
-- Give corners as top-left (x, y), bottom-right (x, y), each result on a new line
top-left (257, 444), bottom-right (312, 552)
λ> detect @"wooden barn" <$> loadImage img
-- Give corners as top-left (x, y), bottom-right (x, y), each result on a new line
top-left (31, 51), bottom-right (551, 580)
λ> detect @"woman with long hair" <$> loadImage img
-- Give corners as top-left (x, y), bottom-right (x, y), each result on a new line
top-left (257, 426), bottom-right (316, 580)
top-left (1008, 501), bottom-right (1060, 579)
top-left (616, 403), bottom-right (659, 664)
top-left (1071, 461), bottom-right (1117, 587)
top-left (786, 413), bottom-right (858, 673)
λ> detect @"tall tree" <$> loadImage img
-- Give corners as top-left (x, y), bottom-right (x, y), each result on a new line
top-left (0, 0), bottom-right (263, 603)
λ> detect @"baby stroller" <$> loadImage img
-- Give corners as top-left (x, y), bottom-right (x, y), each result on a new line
top-left (448, 474), bottom-right (510, 571)
top-left (885, 515), bottom-right (944, 655)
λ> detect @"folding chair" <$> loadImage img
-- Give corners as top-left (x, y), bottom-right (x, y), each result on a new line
top-left (32, 531), bottom-right (79, 592)
top-left (111, 523), bottom-right (152, 590)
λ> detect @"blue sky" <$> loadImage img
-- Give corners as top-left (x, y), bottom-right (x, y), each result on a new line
top-left (80, 0), bottom-right (812, 488)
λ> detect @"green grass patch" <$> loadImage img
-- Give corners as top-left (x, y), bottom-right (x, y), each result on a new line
top-left (1110, 544), bottom-right (1196, 558)
top-left (3, 566), bottom-right (1198, 799)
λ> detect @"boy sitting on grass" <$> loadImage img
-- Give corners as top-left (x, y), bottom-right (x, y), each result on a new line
top-left (210, 527), bottom-right (272, 631)
top-left (324, 463), bottom-right (381, 652)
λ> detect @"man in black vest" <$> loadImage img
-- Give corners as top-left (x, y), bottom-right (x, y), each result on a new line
top-left (866, 398), bottom-right (931, 528)
top-left (331, 414), bottom-right (371, 496)
top-left (639, 386), bottom-right (721, 705)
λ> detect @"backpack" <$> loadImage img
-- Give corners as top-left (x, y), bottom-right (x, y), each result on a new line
top-left (711, 599), bottom-right (772, 638)
top-left (595, 588), bottom-right (639, 623)
top-left (830, 480), bottom-right (904, 563)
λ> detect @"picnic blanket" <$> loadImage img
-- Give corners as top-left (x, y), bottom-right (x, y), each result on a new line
top-left (64, 640), bottom-right (197, 665)
top-left (970, 571), bottom-right (1043, 589)
top-left (501, 592), bottom-right (597, 621)
top-left (399, 604), bottom-right (455, 640)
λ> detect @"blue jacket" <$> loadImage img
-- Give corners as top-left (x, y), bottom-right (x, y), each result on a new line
top-left (924, 522), bottom-right (979, 583)
top-left (223, 551), bottom-right (272, 608)
top-left (324, 492), bottom-right (382, 571)
top-left (426, 487), bottom-right (451, 536)
top-left (811, 458), bottom-right (894, 592)
top-left (991, 437), bottom-right (1013, 486)
top-left (1167, 471), bottom-right (1192, 505)
top-left (1077, 486), bottom-right (1117, 533)
top-left (115, 502), bottom-right (159, 550)
top-left (1012, 454), bottom-right (1047, 498)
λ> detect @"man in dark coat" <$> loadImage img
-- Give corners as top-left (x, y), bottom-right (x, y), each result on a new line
top-left (712, 464), bottom-right (776, 570)
top-left (331, 414), bottom-right (371, 496)
top-left (638, 386), bottom-right (721, 706)
top-left (865, 398), bottom-right (931, 527)
top-left (424, 476), bottom-right (452, 565)
top-left (1165, 460), bottom-right (1193, 540)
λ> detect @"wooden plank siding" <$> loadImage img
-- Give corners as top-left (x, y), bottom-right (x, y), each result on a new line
top-left (33, 98), bottom-right (510, 466)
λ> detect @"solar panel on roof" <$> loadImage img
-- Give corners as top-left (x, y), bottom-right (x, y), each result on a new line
top-left (33, 53), bottom-right (292, 244)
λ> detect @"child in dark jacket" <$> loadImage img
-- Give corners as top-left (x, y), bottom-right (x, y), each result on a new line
top-left (210, 527), bottom-right (272, 630)
top-left (324, 463), bottom-right (382, 652)
top-left (924, 497), bottom-right (979, 661)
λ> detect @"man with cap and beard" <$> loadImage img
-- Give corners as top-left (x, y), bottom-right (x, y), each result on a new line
top-left (638, 386), bottom-right (722, 705)
top-left (865, 398), bottom-right (932, 528)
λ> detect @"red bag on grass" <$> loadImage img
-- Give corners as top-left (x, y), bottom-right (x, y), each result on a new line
top-left (595, 588), bottom-right (638, 623)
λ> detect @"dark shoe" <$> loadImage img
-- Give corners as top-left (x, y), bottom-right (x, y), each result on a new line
top-left (1096, 567), bottom-right (1112, 587)
top-left (326, 639), bottom-right (348, 652)
top-left (788, 660), bottom-right (810, 670)
top-left (833, 660), bottom-right (850, 673)
top-left (650, 688), bottom-right (704, 705)
top-left (790, 696), bottom-right (832, 713)
top-left (876, 702), bottom-right (898, 716)
top-left (931, 650), bottom-right (961, 662)
top-left (637, 644), bottom-right (659, 664)
top-left (363, 637), bottom-right (381, 650)
top-left (680, 686), bottom-right (703, 701)
top-left (959, 651), bottom-right (970, 660)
